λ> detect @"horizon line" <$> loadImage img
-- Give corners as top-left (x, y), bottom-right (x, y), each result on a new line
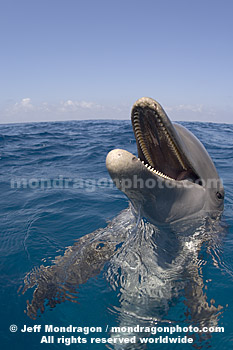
top-left (0, 118), bottom-right (232, 126)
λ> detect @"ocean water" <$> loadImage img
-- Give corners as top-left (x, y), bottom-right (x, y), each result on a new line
top-left (0, 119), bottom-right (232, 350)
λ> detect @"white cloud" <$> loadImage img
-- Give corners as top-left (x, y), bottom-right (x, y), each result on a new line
top-left (2, 98), bottom-right (231, 124)
top-left (5, 98), bottom-right (104, 115)
top-left (164, 103), bottom-right (219, 121)
top-left (60, 100), bottom-right (103, 112)
top-left (64, 100), bottom-right (74, 107)
top-left (165, 104), bottom-right (205, 114)
top-left (9, 97), bottom-right (34, 113)
top-left (21, 98), bottom-right (33, 107)
top-left (0, 98), bottom-right (126, 123)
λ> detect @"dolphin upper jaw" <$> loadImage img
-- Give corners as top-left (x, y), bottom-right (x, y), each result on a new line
top-left (106, 149), bottom-right (206, 224)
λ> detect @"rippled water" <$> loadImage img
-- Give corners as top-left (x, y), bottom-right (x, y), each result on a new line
top-left (0, 120), bottom-right (232, 350)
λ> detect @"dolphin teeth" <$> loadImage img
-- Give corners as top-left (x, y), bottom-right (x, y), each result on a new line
top-left (143, 162), bottom-right (173, 181)
top-left (134, 113), bottom-right (184, 179)
top-left (134, 112), bottom-right (187, 171)
top-left (149, 167), bottom-right (174, 181)
top-left (161, 129), bottom-right (187, 170)
top-left (138, 140), bottom-right (154, 166)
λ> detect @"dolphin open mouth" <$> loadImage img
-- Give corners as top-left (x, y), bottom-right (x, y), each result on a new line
top-left (131, 98), bottom-right (201, 184)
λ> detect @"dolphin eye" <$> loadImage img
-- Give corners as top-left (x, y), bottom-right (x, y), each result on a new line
top-left (216, 191), bottom-right (224, 200)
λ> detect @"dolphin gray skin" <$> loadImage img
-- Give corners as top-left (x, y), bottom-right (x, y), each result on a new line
top-left (22, 97), bottom-right (225, 349)
top-left (106, 97), bottom-right (224, 225)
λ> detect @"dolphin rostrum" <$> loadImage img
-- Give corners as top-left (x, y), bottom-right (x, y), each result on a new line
top-left (22, 98), bottom-right (225, 344)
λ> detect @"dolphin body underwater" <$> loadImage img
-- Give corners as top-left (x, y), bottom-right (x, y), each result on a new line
top-left (22, 97), bottom-right (225, 346)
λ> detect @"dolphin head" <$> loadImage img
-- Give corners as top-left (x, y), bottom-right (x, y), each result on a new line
top-left (106, 97), bottom-right (224, 224)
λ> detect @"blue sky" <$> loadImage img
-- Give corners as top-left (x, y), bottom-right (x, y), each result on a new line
top-left (0, 0), bottom-right (233, 123)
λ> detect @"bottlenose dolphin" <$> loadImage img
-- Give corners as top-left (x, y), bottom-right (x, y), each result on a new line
top-left (22, 98), bottom-right (224, 347)
top-left (106, 97), bottom-right (224, 224)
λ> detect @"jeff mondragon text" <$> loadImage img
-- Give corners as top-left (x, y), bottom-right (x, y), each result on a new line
top-left (20, 324), bottom-right (224, 334)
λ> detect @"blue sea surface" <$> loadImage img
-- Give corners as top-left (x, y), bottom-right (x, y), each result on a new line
top-left (0, 120), bottom-right (232, 350)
